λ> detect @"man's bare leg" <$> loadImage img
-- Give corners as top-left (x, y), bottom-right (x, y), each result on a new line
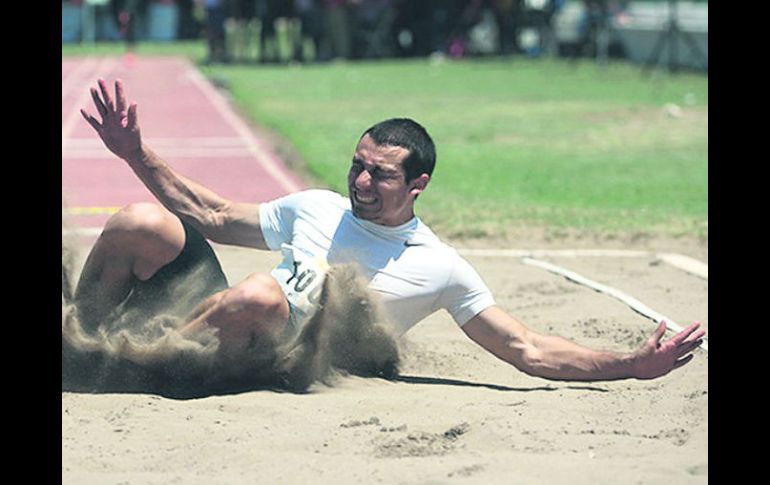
top-left (179, 274), bottom-right (290, 366)
top-left (73, 203), bottom-right (187, 333)
top-left (73, 202), bottom-right (291, 370)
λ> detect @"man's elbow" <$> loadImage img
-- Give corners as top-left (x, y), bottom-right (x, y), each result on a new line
top-left (508, 345), bottom-right (551, 378)
top-left (194, 204), bottom-right (231, 242)
top-left (502, 336), bottom-right (549, 378)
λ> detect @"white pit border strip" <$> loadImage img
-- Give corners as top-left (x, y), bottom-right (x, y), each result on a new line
top-left (60, 225), bottom-right (709, 284)
top-left (521, 257), bottom-right (708, 352)
top-left (458, 248), bottom-right (707, 280)
top-left (59, 226), bottom-right (709, 353)
top-left (657, 253), bottom-right (708, 279)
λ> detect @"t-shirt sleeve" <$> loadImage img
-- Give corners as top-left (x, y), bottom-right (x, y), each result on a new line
top-left (439, 254), bottom-right (496, 327)
top-left (258, 192), bottom-right (301, 250)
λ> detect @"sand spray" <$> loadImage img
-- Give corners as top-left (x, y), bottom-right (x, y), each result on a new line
top-left (62, 219), bottom-right (401, 396)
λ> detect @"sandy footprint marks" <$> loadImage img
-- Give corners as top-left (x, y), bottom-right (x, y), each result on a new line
top-left (337, 417), bottom-right (472, 459)
top-left (374, 422), bottom-right (471, 458)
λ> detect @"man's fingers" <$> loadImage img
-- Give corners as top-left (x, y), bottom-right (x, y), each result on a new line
top-left (127, 102), bottom-right (138, 131)
top-left (90, 87), bottom-right (108, 118)
top-left (80, 109), bottom-right (101, 132)
top-left (672, 353), bottom-right (694, 370)
top-left (678, 338), bottom-right (704, 356)
top-left (671, 321), bottom-right (702, 345)
top-left (98, 78), bottom-right (115, 112)
top-left (649, 321), bottom-right (667, 346)
top-left (680, 329), bottom-right (706, 346)
top-left (115, 79), bottom-right (127, 117)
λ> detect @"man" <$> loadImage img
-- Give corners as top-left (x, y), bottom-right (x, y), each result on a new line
top-left (76, 78), bottom-right (704, 382)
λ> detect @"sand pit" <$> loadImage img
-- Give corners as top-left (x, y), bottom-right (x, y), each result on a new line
top-left (62, 236), bottom-right (707, 484)
top-left (63, 250), bottom-right (401, 398)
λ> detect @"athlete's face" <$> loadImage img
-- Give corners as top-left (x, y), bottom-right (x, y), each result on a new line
top-left (347, 134), bottom-right (429, 226)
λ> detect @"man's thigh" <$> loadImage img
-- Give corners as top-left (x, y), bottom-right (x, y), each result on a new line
top-left (114, 220), bottom-right (230, 330)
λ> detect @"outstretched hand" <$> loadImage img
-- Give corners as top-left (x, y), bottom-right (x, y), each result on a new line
top-left (80, 79), bottom-right (143, 162)
top-left (632, 321), bottom-right (705, 380)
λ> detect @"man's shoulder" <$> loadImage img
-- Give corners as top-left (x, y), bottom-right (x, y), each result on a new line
top-left (279, 189), bottom-right (349, 211)
top-left (293, 188), bottom-right (346, 202)
top-left (410, 220), bottom-right (454, 251)
top-left (409, 224), bottom-right (484, 274)
top-left (405, 222), bottom-right (467, 264)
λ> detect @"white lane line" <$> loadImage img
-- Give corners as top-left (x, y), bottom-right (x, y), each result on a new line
top-left (61, 58), bottom-right (97, 100)
top-left (62, 58), bottom-right (118, 152)
top-left (65, 137), bottom-right (248, 147)
top-left (458, 248), bottom-right (707, 280)
top-left (183, 60), bottom-right (303, 194)
top-left (521, 257), bottom-right (708, 352)
top-left (63, 147), bottom-right (254, 159)
top-left (63, 137), bottom-right (254, 159)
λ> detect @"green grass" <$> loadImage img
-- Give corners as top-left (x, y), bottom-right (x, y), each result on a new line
top-left (64, 43), bottom-right (708, 240)
top-left (201, 58), bottom-right (707, 240)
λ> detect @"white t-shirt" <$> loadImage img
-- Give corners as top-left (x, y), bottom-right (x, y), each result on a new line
top-left (259, 190), bottom-right (495, 335)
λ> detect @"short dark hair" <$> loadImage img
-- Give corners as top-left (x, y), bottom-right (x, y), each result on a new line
top-left (362, 118), bottom-right (436, 182)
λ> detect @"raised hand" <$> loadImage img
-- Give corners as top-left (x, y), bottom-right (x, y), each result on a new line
top-left (632, 321), bottom-right (706, 380)
top-left (80, 79), bottom-right (143, 162)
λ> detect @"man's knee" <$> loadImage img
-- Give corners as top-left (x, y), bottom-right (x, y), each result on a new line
top-left (206, 274), bottom-right (289, 346)
top-left (100, 203), bottom-right (186, 281)
top-left (180, 274), bottom-right (288, 348)
top-left (104, 203), bottom-right (179, 238)
top-left (227, 274), bottom-right (288, 322)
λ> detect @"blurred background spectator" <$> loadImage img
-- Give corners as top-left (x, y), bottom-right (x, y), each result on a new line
top-left (294, 0), bottom-right (324, 62)
top-left (197, 0), bottom-right (228, 63)
top-left (62, 1), bottom-right (708, 71)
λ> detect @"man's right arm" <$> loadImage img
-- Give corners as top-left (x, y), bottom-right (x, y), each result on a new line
top-left (462, 306), bottom-right (705, 382)
top-left (124, 144), bottom-right (269, 249)
top-left (81, 78), bottom-right (270, 250)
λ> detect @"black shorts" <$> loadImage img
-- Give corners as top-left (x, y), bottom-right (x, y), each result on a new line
top-left (115, 220), bottom-right (230, 323)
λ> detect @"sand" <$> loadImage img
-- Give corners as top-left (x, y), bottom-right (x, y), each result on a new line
top-left (61, 236), bottom-right (708, 484)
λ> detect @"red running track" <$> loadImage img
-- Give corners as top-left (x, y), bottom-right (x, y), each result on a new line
top-left (62, 56), bottom-right (306, 232)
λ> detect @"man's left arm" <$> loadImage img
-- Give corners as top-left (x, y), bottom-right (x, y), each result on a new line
top-left (461, 305), bottom-right (705, 381)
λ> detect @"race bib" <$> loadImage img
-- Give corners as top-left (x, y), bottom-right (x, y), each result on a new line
top-left (271, 244), bottom-right (330, 326)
